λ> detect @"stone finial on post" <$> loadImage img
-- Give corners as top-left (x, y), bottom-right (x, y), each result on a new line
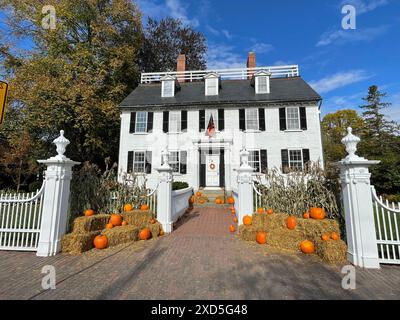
top-left (37, 130), bottom-right (80, 257)
top-left (156, 150), bottom-right (173, 233)
top-left (339, 127), bottom-right (380, 268)
top-left (237, 149), bottom-right (254, 225)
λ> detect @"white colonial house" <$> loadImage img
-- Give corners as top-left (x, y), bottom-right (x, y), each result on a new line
top-left (118, 53), bottom-right (324, 191)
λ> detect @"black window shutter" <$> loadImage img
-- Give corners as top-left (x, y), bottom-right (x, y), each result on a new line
top-left (302, 149), bottom-right (310, 170)
top-left (181, 110), bottom-right (187, 131)
top-left (145, 151), bottom-right (152, 174)
top-left (127, 151), bottom-right (134, 173)
top-left (258, 108), bottom-right (266, 131)
top-left (281, 149), bottom-right (289, 173)
top-left (218, 109), bottom-right (225, 131)
top-left (279, 108), bottom-right (286, 131)
top-left (300, 107), bottom-right (307, 130)
top-left (199, 110), bottom-right (205, 132)
top-left (260, 149), bottom-right (268, 173)
top-left (179, 151), bottom-right (187, 174)
top-left (129, 112), bottom-right (136, 133)
top-left (163, 111), bottom-right (169, 133)
top-left (147, 112), bottom-right (153, 132)
top-left (239, 109), bottom-right (246, 131)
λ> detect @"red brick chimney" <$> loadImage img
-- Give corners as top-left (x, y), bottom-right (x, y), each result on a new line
top-left (247, 52), bottom-right (256, 79)
top-left (177, 54), bottom-right (186, 83)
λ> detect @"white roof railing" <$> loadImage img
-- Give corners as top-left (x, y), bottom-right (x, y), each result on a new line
top-left (140, 65), bottom-right (299, 84)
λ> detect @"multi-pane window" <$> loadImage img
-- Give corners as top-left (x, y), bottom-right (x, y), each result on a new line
top-left (248, 150), bottom-right (261, 172)
top-left (135, 112), bottom-right (148, 133)
top-left (246, 109), bottom-right (259, 130)
top-left (289, 150), bottom-right (303, 170)
top-left (257, 76), bottom-right (268, 93)
top-left (169, 151), bottom-right (180, 173)
top-left (205, 109), bottom-right (218, 131)
top-left (134, 151), bottom-right (146, 173)
top-left (286, 107), bottom-right (300, 130)
top-left (206, 78), bottom-right (218, 96)
top-left (163, 80), bottom-right (174, 97)
top-left (169, 111), bottom-right (181, 132)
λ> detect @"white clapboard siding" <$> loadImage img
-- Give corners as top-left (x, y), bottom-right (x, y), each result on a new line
top-left (372, 186), bottom-right (400, 264)
top-left (0, 182), bottom-right (45, 251)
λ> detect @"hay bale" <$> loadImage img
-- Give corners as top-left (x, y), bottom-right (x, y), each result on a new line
top-left (239, 225), bottom-right (257, 241)
top-left (72, 214), bottom-right (110, 233)
top-left (148, 222), bottom-right (161, 238)
top-left (122, 210), bottom-right (153, 228)
top-left (62, 231), bottom-right (101, 254)
top-left (297, 218), bottom-right (341, 241)
top-left (316, 239), bottom-right (347, 264)
top-left (101, 225), bottom-right (139, 247)
top-left (267, 229), bottom-right (304, 252)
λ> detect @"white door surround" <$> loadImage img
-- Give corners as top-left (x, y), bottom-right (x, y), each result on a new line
top-left (206, 153), bottom-right (220, 187)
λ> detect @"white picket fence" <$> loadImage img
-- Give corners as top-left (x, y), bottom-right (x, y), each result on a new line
top-left (371, 186), bottom-right (400, 265)
top-left (0, 182), bottom-right (45, 251)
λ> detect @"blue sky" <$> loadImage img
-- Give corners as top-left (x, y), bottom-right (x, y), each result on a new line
top-left (137, 0), bottom-right (400, 121)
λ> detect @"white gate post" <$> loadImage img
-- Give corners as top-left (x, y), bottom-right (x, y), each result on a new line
top-left (339, 127), bottom-right (380, 268)
top-left (237, 149), bottom-right (254, 225)
top-left (36, 131), bottom-right (80, 257)
top-left (156, 150), bottom-right (173, 233)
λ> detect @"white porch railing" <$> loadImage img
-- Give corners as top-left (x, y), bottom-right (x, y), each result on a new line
top-left (141, 65), bottom-right (299, 83)
top-left (252, 181), bottom-right (262, 212)
top-left (0, 182), bottom-right (45, 251)
top-left (171, 187), bottom-right (193, 223)
top-left (371, 186), bottom-right (400, 264)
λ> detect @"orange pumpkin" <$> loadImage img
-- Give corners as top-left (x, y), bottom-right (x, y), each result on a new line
top-left (256, 231), bottom-right (267, 245)
top-left (243, 215), bottom-right (252, 226)
top-left (303, 212), bottom-right (310, 219)
top-left (121, 221), bottom-right (128, 226)
top-left (189, 196), bottom-right (195, 204)
top-left (257, 207), bottom-right (264, 214)
top-left (139, 227), bottom-right (151, 240)
top-left (233, 217), bottom-right (238, 223)
top-left (321, 234), bottom-right (329, 241)
top-left (300, 240), bottom-right (315, 254)
top-left (199, 198), bottom-right (205, 204)
top-left (93, 235), bottom-right (108, 249)
top-left (331, 232), bottom-right (339, 240)
top-left (123, 204), bottom-right (133, 212)
top-left (84, 209), bottom-right (95, 216)
top-left (286, 216), bottom-right (297, 230)
top-left (140, 204), bottom-right (149, 211)
top-left (266, 208), bottom-right (274, 215)
top-left (196, 191), bottom-right (202, 197)
top-left (159, 230), bottom-right (165, 236)
top-left (149, 218), bottom-right (156, 224)
top-left (110, 214), bottom-right (122, 226)
top-left (231, 208), bottom-right (236, 214)
top-left (227, 197), bottom-right (235, 204)
top-left (229, 225), bottom-right (235, 232)
top-left (105, 223), bottom-right (114, 229)
top-left (310, 207), bottom-right (325, 220)
top-left (215, 198), bottom-right (222, 204)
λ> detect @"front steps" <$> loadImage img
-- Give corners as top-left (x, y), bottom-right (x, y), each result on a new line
top-left (193, 188), bottom-right (233, 208)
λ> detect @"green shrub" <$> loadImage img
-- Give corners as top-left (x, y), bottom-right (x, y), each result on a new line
top-left (172, 181), bottom-right (189, 191)
top-left (28, 181), bottom-right (43, 192)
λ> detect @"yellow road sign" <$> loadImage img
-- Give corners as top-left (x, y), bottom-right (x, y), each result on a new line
top-left (0, 80), bottom-right (8, 125)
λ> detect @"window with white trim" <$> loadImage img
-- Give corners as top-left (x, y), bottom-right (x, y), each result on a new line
top-left (135, 112), bottom-right (148, 133)
top-left (286, 107), bottom-right (300, 130)
top-left (133, 151), bottom-right (146, 173)
top-left (162, 80), bottom-right (174, 97)
top-left (205, 109), bottom-right (218, 131)
top-left (248, 150), bottom-right (261, 172)
top-left (257, 76), bottom-right (268, 94)
top-left (205, 78), bottom-right (218, 96)
top-left (169, 111), bottom-right (181, 133)
top-left (169, 151), bottom-right (180, 173)
top-left (246, 108), bottom-right (259, 130)
top-left (289, 150), bottom-right (303, 170)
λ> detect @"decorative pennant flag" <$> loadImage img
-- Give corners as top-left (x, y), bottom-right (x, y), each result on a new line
top-left (0, 81), bottom-right (8, 125)
top-left (207, 114), bottom-right (215, 137)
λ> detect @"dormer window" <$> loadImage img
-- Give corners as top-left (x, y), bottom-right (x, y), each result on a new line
top-left (254, 70), bottom-right (271, 94)
top-left (161, 75), bottom-right (176, 97)
top-left (204, 72), bottom-right (219, 96)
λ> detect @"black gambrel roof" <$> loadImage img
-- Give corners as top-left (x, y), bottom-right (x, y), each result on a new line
top-left (120, 76), bottom-right (321, 109)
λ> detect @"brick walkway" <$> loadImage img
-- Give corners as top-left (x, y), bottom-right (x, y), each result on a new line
top-left (0, 207), bottom-right (399, 300)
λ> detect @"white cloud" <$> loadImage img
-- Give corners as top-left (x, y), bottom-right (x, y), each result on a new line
top-left (221, 29), bottom-right (233, 40)
top-left (250, 42), bottom-right (274, 54)
top-left (340, 0), bottom-right (390, 14)
top-left (272, 60), bottom-right (293, 66)
top-left (206, 25), bottom-right (220, 36)
top-left (384, 92), bottom-right (400, 122)
top-left (207, 44), bottom-right (245, 69)
top-left (309, 70), bottom-right (372, 94)
top-left (316, 25), bottom-right (389, 47)
top-left (206, 26), bottom-right (233, 40)
top-left (165, 0), bottom-right (199, 27)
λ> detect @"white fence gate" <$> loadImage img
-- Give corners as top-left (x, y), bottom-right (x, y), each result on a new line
top-left (0, 182), bottom-right (45, 251)
top-left (371, 186), bottom-right (400, 265)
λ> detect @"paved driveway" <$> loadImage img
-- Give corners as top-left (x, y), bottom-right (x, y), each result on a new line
top-left (0, 207), bottom-right (399, 300)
